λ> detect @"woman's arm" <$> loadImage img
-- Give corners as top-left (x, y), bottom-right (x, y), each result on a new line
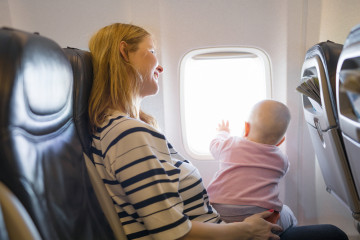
top-left (177, 211), bottom-right (282, 240)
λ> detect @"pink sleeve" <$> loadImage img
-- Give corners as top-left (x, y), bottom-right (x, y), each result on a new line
top-left (209, 131), bottom-right (231, 160)
top-left (284, 155), bottom-right (290, 174)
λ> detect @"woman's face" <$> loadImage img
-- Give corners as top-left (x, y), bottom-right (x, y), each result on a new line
top-left (128, 36), bottom-right (163, 98)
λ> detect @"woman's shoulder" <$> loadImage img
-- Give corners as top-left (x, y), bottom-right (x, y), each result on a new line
top-left (101, 111), bottom-right (165, 140)
top-left (93, 111), bottom-right (142, 135)
top-left (107, 112), bottom-right (149, 131)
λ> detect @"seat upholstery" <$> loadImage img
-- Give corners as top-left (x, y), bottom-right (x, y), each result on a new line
top-left (0, 27), bottom-right (114, 239)
top-left (300, 41), bottom-right (360, 218)
top-left (63, 47), bottom-right (127, 240)
top-left (63, 47), bottom-right (94, 158)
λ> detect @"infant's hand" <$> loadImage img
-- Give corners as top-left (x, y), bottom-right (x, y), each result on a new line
top-left (264, 211), bottom-right (280, 224)
top-left (217, 120), bottom-right (230, 133)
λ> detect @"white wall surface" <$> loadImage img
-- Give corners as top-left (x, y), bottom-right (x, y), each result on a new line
top-left (319, 0), bottom-right (360, 44)
top-left (0, 0), bottom-right (11, 27)
top-left (1, 0), bottom-right (360, 238)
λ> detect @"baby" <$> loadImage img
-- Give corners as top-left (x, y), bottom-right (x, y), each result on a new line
top-left (207, 99), bottom-right (297, 231)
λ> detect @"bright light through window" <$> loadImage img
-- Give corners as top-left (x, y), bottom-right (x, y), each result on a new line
top-left (180, 48), bottom-right (271, 159)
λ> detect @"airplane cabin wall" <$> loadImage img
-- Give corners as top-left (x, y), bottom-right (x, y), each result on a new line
top-left (0, 0), bottom-right (11, 27)
top-left (1, 0), bottom-right (360, 238)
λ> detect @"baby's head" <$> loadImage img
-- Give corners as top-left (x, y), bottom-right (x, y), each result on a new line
top-left (244, 100), bottom-right (291, 146)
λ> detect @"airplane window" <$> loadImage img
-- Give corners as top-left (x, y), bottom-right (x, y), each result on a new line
top-left (180, 47), bottom-right (271, 159)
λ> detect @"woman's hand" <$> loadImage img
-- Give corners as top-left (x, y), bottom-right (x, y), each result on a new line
top-left (177, 210), bottom-right (282, 240)
top-left (242, 210), bottom-right (283, 240)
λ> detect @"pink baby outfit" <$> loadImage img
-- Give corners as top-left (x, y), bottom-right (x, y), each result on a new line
top-left (207, 131), bottom-right (289, 212)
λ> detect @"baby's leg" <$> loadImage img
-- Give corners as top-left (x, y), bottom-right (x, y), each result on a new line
top-left (211, 203), bottom-right (267, 223)
top-left (278, 204), bottom-right (298, 230)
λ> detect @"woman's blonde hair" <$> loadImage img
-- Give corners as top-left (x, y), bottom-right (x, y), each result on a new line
top-left (88, 23), bottom-right (157, 131)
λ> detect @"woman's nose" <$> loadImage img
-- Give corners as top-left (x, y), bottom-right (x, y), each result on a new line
top-left (157, 65), bottom-right (164, 73)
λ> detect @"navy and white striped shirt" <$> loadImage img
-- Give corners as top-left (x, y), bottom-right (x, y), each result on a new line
top-left (91, 111), bottom-right (221, 240)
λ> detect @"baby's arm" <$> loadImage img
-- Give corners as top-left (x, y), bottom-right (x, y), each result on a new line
top-left (217, 120), bottom-right (230, 133)
top-left (210, 120), bottom-right (231, 159)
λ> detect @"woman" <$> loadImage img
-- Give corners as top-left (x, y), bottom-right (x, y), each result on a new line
top-left (88, 23), bottom-right (347, 240)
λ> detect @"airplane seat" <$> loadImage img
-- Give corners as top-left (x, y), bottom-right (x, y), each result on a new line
top-left (300, 41), bottom-right (360, 220)
top-left (0, 200), bottom-right (8, 240)
top-left (0, 27), bottom-right (114, 239)
top-left (336, 24), bottom-right (360, 223)
top-left (0, 213), bottom-right (8, 240)
top-left (63, 47), bottom-right (128, 240)
top-left (0, 181), bottom-right (41, 240)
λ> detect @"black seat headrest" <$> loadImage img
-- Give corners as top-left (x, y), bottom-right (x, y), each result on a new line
top-left (63, 47), bottom-right (93, 157)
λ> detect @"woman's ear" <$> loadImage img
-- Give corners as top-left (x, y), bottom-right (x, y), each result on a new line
top-left (119, 41), bottom-right (129, 62)
top-left (244, 122), bottom-right (250, 137)
top-left (276, 136), bottom-right (285, 146)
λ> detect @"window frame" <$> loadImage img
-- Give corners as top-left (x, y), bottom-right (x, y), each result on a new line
top-left (180, 47), bottom-right (272, 160)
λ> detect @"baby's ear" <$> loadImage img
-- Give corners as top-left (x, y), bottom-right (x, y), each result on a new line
top-left (276, 136), bottom-right (285, 146)
top-left (244, 122), bottom-right (250, 137)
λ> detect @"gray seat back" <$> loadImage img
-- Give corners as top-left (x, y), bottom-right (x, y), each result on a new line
top-left (336, 24), bottom-right (360, 221)
top-left (300, 41), bottom-right (360, 219)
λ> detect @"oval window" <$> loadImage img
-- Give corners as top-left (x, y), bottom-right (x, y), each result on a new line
top-left (180, 47), bottom-right (272, 159)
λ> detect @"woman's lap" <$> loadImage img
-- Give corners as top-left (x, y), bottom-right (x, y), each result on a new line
top-left (280, 224), bottom-right (349, 240)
